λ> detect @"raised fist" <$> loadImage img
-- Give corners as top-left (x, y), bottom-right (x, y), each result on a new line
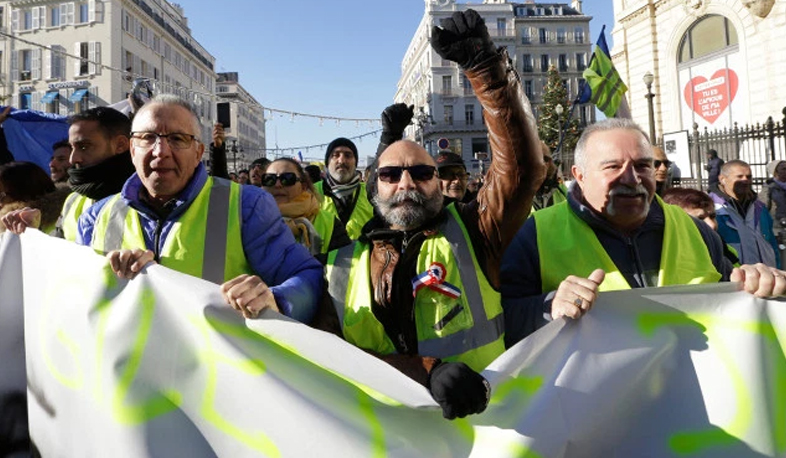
top-left (380, 103), bottom-right (414, 145)
top-left (430, 9), bottom-right (496, 70)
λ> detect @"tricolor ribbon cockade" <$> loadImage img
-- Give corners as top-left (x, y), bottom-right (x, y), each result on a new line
top-left (412, 262), bottom-right (462, 299)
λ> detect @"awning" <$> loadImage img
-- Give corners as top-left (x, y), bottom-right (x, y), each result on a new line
top-left (41, 91), bottom-right (59, 104)
top-left (69, 88), bottom-right (89, 102)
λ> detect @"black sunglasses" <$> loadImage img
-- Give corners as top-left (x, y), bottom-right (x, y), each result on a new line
top-left (377, 165), bottom-right (436, 183)
top-left (654, 159), bottom-right (672, 168)
top-left (261, 173), bottom-right (300, 187)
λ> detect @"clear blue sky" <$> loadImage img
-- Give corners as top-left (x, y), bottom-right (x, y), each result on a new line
top-left (184, 0), bottom-right (615, 161)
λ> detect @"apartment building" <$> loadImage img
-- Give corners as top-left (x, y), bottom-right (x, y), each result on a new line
top-left (394, 0), bottom-right (593, 171)
top-left (216, 71), bottom-right (266, 169)
top-left (0, 0), bottom-right (216, 139)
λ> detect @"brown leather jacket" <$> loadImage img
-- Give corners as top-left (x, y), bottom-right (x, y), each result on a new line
top-left (314, 49), bottom-right (544, 386)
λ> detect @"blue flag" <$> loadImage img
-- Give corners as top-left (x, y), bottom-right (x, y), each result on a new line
top-left (577, 26), bottom-right (629, 118)
top-left (1, 107), bottom-right (69, 172)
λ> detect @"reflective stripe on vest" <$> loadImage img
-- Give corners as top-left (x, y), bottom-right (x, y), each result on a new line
top-left (312, 209), bottom-right (335, 254)
top-left (59, 192), bottom-right (94, 241)
top-left (534, 197), bottom-right (722, 292)
top-left (91, 177), bottom-right (250, 284)
top-left (315, 181), bottom-right (373, 241)
top-left (326, 204), bottom-right (504, 371)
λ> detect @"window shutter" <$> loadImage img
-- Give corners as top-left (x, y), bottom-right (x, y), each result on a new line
top-left (12, 9), bottom-right (19, 32)
top-left (60, 3), bottom-right (68, 25)
top-left (32, 49), bottom-right (41, 80)
top-left (32, 7), bottom-right (40, 29)
top-left (88, 0), bottom-right (96, 22)
top-left (67, 3), bottom-right (75, 25)
top-left (88, 41), bottom-right (101, 75)
top-left (32, 92), bottom-right (41, 112)
top-left (133, 55), bottom-right (140, 75)
top-left (74, 42), bottom-right (81, 76)
top-left (10, 51), bottom-right (18, 81)
top-left (44, 49), bottom-right (52, 79)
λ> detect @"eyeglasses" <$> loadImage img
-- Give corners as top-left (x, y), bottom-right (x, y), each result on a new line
top-left (131, 131), bottom-right (200, 150)
top-left (654, 159), bottom-right (672, 168)
top-left (377, 165), bottom-right (436, 183)
top-left (261, 173), bottom-right (301, 187)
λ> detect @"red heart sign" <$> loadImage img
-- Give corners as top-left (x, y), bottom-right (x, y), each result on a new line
top-left (683, 69), bottom-right (739, 124)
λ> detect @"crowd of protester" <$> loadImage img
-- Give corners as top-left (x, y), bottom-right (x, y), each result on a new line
top-left (2, 11), bottom-right (786, 454)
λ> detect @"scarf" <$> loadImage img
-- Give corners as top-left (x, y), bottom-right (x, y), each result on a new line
top-left (325, 170), bottom-right (361, 202)
top-left (774, 179), bottom-right (786, 192)
top-left (68, 151), bottom-right (136, 200)
top-left (278, 191), bottom-right (322, 253)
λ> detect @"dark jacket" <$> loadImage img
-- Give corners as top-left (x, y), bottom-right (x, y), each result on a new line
top-left (500, 183), bottom-right (733, 348)
top-left (759, 179), bottom-right (786, 224)
top-left (315, 48), bottom-right (545, 384)
top-left (705, 156), bottom-right (724, 185)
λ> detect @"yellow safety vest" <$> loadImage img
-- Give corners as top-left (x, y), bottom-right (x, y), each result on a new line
top-left (58, 192), bottom-right (95, 241)
top-left (90, 177), bottom-right (252, 283)
top-left (315, 181), bottom-right (373, 241)
top-left (326, 204), bottom-right (505, 372)
top-left (311, 209), bottom-right (335, 254)
top-left (534, 197), bottom-right (722, 292)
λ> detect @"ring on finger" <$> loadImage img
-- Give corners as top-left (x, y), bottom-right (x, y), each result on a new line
top-left (574, 297), bottom-right (583, 307)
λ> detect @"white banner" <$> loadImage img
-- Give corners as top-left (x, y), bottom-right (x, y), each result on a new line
top-left (1, 231), bottom-right (785, 457)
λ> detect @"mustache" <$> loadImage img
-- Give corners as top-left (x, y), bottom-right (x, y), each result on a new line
top-left (609, 184), bottom-right (649, 197)
top-left (390, 190), bottom-right (427, 205)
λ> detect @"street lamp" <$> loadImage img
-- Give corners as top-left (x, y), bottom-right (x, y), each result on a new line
top-left (643, 71), bottom-right (656, 145)
top-left (231, 140), bottom-right (238, 172)
top-left (554, 103), bottom-right (564, 155)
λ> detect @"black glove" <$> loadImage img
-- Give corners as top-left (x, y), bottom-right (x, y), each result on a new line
top-left (428, 361), bottom-right (491, 420)
top-left (380, 103), bottom-right (414, 145)
top-left (430, 9), bottom-right (496, 70)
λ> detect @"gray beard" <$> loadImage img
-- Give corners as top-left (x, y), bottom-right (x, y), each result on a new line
top-left (373, 188), bottom-right (444, 230)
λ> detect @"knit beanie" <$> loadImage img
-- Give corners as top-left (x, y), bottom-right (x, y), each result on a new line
top-left (325, 138), bottom-right (359, 166)
top-left (767, 160), bottom-right (785, 177)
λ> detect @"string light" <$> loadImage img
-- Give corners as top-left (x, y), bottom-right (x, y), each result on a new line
top-left (0, 31), bottom-right (382, 126)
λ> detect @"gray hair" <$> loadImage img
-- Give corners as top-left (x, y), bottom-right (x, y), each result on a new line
top-left (573, 118), bottom-right (652, 171)
top-left (134, 93), bottom-right (202, 138)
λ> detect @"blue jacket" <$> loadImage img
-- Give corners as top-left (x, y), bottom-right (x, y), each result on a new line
top-left (710, 191), bottom-right (780, 268)
top-left (77, 163), bottom-right (324, 323)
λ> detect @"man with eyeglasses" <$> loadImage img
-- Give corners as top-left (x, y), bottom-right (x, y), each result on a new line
top-left (653, 146), bottom-right (672, 196)
top-left (75, 94), bottom-right (324, 324)
top-left (1, 107), bottom-right (136, 241)
top-left (435, 151), bottom-right (472, 204)
top-left (317, 9), bottom-right (545, 420)
top-left (248, 157), bottom-right (271, 187)
top-left (501, 119), bottom-right (786, 347)
top-left (316, 137), bottom-right (373, 240)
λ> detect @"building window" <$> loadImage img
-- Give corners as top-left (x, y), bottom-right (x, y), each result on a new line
top-left (60, 3), bottom-right (75, 25)
top-left (465, 104), bottom-right (474, 125)
top-left (574, 27), bottom-right (585, 44)
top-left (576, 53), bottom-right (586, 71)
top-left (23, 10), bottom-right (33, 30)
top-left (78, 3), bottom-right (89, 23)
top-left (47, 45), bottom-right (65, 79)
top-left (50, 6), bottom-right (60, 26)
top-left (19, 93), bottom-right (32, 110)
top-left (559, 54), bottom-right (568, 72)
top-left (540, 54), bottom-right (549, 72)
top-left (497, 18), bottom-right (506, 35)
top-left (20, 50), bottom-right (32, 80)
top-left (539, 28), bottom-right (547, 44)
top-left (524, 80), bottom-right (533, 99)
top-left (557, 28), bottom-right (566, 44)
top-left (678, 14), bottom-right (738, 63)
top-left (444, 105), bottom-right (453, 125)
top-left (442, 75), bottom-right (452, 96)
top-left (79, 42), bottom-right (89, 75)
top-left (522, 54), bottom-right (533, 73)
top-left (74, 41), bottom-right (100, 76)
top-left (521, 28), bottom-right (531, 44)
top-left (462, 75), bottom-right (472, 95)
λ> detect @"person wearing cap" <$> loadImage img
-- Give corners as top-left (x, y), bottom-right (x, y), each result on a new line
top-left (248, 157), bottom-right (271, 187)
top-left (315, 10), bottom-right (545, 420)
top-left (435, 151), bottom-right (471, 204)
top-left (705, 149), bottom-right (724, 194)
top-left (316, 137), bottom-right (373, 240)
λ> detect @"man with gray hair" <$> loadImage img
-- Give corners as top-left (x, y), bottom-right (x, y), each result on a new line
top-left (500, 118), bottom-right (786, 347)
top-left (76, 94), bottom-right (323, 324)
